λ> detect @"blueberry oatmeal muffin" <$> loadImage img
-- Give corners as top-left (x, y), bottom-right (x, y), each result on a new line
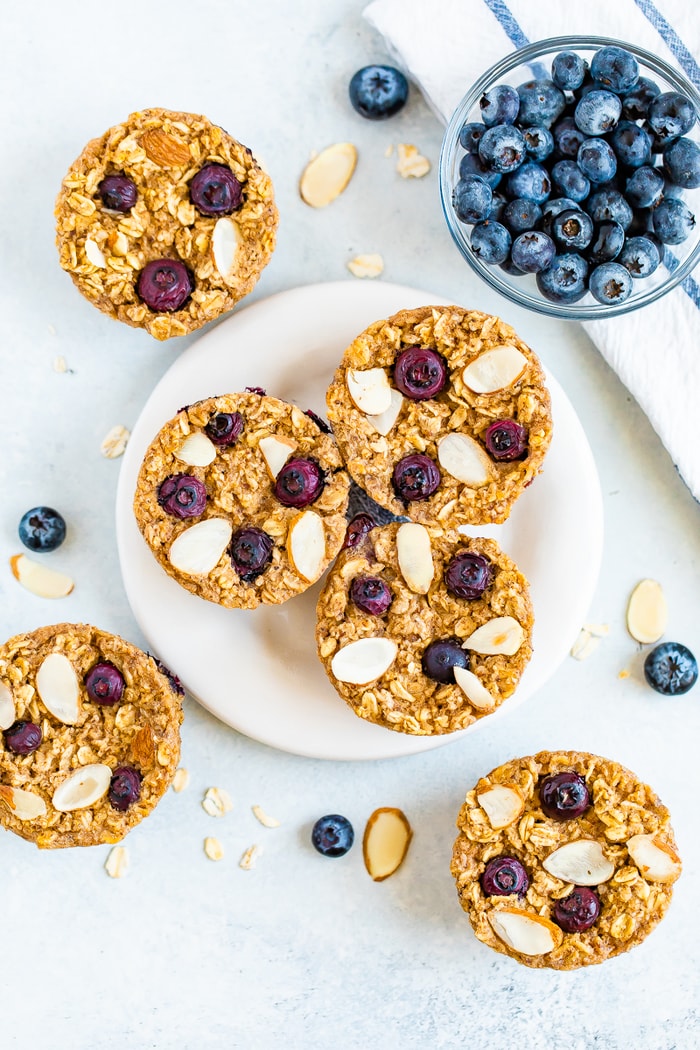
top-left (451, 750), bottom-right (682, 969)
top-left (55, 108), bottom-right (278, 340)
top-left (326, 306), bottom-right (552, 528)
top-left (0, 623), bottom-right (183, 849)
top-left (315, 520), bottom-right (533, 734)
top-left (134, 391), bottom-right (350, 608)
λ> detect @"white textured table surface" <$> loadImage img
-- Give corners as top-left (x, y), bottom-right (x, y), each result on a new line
top-left (1, 3), bottom-right (699, 1048)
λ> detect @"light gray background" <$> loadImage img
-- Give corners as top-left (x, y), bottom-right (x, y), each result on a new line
top-left (1, 2), bottom-right (698, 1048)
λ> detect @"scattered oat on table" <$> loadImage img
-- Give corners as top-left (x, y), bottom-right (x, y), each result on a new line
top-left (101, 424), bottom-right (130, 459)
top-left (570, 623), bottom-right (609, 661)
top-left (105, 845), bottom-right (129, 879)
top-left (396, 143), bottom-right (431, 179)
top-left (48, 323), bottom-right (57, 336)
top-left (202, 786), bottom-right (233, 817)
top-left (239, 844), bottom-right (262, 870)
top-left (252, 804), bottom-right (281, 828)
top-left (204, 836), bottom-right (224, 861)
top-left (172, 768), bottom-right (190, 793)
top-left (347, 253), bottom-right (384, 279)
top-left (384, 144), bottom-right (394, 158)
top-left (53, 355), bottom-right (68, 373)
top-left (619, 669), bottom-right (631, 680)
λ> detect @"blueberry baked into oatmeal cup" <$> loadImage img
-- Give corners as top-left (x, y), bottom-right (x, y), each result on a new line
top-left (326, 306), bottom-right (552, 529)
top-left (451, 750), bottom-right (682, 969)
top-left (0, 623), bottom-right (183, 849)
top-left (55, 108), bottom-right (278, 340)
top-left (134, 391), bottom-right (350, 608)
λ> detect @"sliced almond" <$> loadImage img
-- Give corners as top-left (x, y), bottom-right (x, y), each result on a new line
top-left (85, 237), bottom-right (106, 268)
top-left (365, 388), bottom-right (404, 436)
top-left (174, 431), bottom-right (217, 467)
top-left (10, 554), bottom-right (74, 599)
top-left (36, 652), bottom-right (80, 724)
top-left (52, 763), bottom-right (112, 812)
top-left (453, 666), bottom-right (496, 710)
top-left (462, 345), bottom-right (528, 394)
top-left (627, 834), bottom-right (682, 883)
top-left (212, 216), bottom-right (243, 279)
top-left (168, 518), bottom-right (233, 576)
top-left (363, 807), bottom-right (412, 881)
top-left (259, 434), bottom-right (297, 478)
top-left (626, 579), bottom-right (668, 644)
top-left (463, 616), bottom-right (525, 657)
top-left (347, 253), bottom-right (384, 279)
top-left (141, 127), bottom-right (191, 167)
top-left (346, 368), bottom-right (392, 415)
top-left (330, 637), bottom-right (398, 685)
top-left (488, 908), bottom-right (563, 956)
top-left (543, 839), bottom-right (615, 885)
top-left (0, 784), bottom-right (47, 821)
top-left (287, 510), bottom-right (326, 582)
top-left (396, 522), bottom-right (434, 594)
top-left (252, 804), bottom-right (281, 828)
top-left (300, 142), bottom-right (357, 207)
top-left (0, 681), bottom-right (16, 730)
top-left (437, 433), bottom-right (492, 487)
top-left (477, 785), bottom-right (524, 829)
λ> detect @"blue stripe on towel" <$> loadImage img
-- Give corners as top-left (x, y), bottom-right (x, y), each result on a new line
top-left (662, 250), bottom-right (700, 309)
top-left (632, 0), bottom-right (700, 88)
top-left (480, 0), bottom-right (547, 77)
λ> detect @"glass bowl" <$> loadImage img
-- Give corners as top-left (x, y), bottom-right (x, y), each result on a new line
top-left (439, 35), bottom-right (700, 320)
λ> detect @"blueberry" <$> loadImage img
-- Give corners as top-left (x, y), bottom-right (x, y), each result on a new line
top-left (577, 138), bottom-right (617, 184)
top-left (153, 657), bottom-right (186, 697)
top-left (553, 887), bottom-right (601, 933)
top-left (540, 771), bottom-right (591, 820)
top-left (551, 51), bottom-right (588, 92)
top-left (589, 261), bottom-right (633, 304)
top-left (590, 45), bottom-right (639, 94)
top-left (137, 259), bottom-right (194, 312)
top-left (522, 126), bottom-right (554, 162)
top-left (479, 85), bottom-right (520, 126)
top-left (609, 121), bottom-right (652, 169)
top-left (157, 474), bottom-right (207, 519)
top-left (342, 513), bottom-right (377, 550)
top-left (552, 116), bottom-right (586, 159)
top-left (624, 165), bottom-right (665, 209)
top-left (304, 409), bottom-right (332, 434)
top-left (349, 575), bottom-right (393, 616)
top-left (511, 230), bottom-right (556, 273)
top-left (394, 347), bottom-right (448, 400)
top-left (311, 814), bottom-right (354, 857)
top-left (644, 642), bottom-right (698, 695)
top-left (190, 165), bottom-right (243, 216)
top-left (502, 198), bottom-right (542, 235)
top-left (626, 207), bottom-right (654, 237)
top-left (536, 252), bottom-right (589, 303)
top-left (274, 458), bottom-right (325, 508)
top-left (586, 188), bottom-right (632, 229)
top-left (459, 121), bottom-right (486, 153)
top-left (552, 208), bottom-right (594, 251)
top-left (108, 766), bottom-right (142, 812)
top-left (18, 507), bottom-right (66, 552)
top-left (459, 151), bottom-right (503, 189)
top-left (3, 720), bottom-right (42, 755)
top-left (618, 235), bottom-right (661, 278)
top-left (488, 191), bottom-right (508, 223)
top-left (205, 411), bottom-right (244, 446)
top-left (622, 76), bottom-right (661, 121)
top-left (230, 526), bottom-right (274, 581)
top-left (505, 161), bottom-right (551, 204)
top-left (551, 160), bottom-right (590, 203)
top-left (664, 137), bottom-right (700, 189)
top-left (483, 419), bottom-right (528, 460)
top-left (541, 197), bottom-right (581, 237)
top-left (574, 90), bottom-right (622, 136)
top-left (481, 856), bottom-right (529, 897)
top-left (444, 552), bottom-right (493, 600)
top-left (421, 639), bottom-right (468, 683)
top-left (349, 65), bottom-right (408, 120)
top-left (97, 174), bottom-right (137, 212)
top-left (587, 220), bottom-right (625, 265)
top-left (652, 197), bottom-right (696, 244)
top-left (84, 662), bottom-right (125, 705)
top-left (648, 91), bottom-right (696, 142)
top-left (392, 454), bottom-right (440, 502)
top-left (478, 124), bottom-right (527, 174)
top-left (517, 79), bottom-right (566, 128)
top-left (500, 254), bottom-right (527, 276)
top-left (470, 219), bottom-right (512, 263)
top-left (245, 386), bottom-right (266, 397)
top-left (453, 175), bottom-right (493, 224)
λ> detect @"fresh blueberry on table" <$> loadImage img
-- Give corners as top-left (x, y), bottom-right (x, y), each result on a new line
top-left (421, 639), bottom-right (468, 684)
top-left (540, 771), bottom-right (591, 821)
top-left (478, 124), bottom-right (527, 174)
top-left (577, 138), bottom-right (617, 185)
top-left (510, 230), bottom-right (555, 273)
top-left (348, 65), bottom-right (408, 120)
top-left (516, 79), bottom-right (566, 128)
top-left (18, 506), bottom-right (66, 552)
top-left (652, 197), bottom-right (697, 244)
top-left (551, 51), bottom-right (588, 92)
top-left (312, 814), bottom-right (354, 857)
top-left (536, 252), bottom-right (589, 303)
top-left (644, 642), bottom-right (698, 695)
top-left (589, 261), bottom-right (633, 304)
top-left (624, 165), bottom-right (665, 209)
top-left (349, 575), bottom-right (393, 616)
top-left (574, 89), bottom-right (622, 137)
top-left (479, 84), bottom-right (520, 126)
top-left (590, 45), bottom-right (639, 94)
top-left (553, 887), bottom-right (601, 933)
top-left (480, 856), bottom-right (530, 897)
top-left (618, 235), bottom-right (661, 278)
top-left (470, 219), bottom-right (512, 263)
top-left (664, 137), bottom-right (700, 189)
top-left (453, 174), bottom-right (493, 224)
top-left (587, 220), bottom-right (625, 266)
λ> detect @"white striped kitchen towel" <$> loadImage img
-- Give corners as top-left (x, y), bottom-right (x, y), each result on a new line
top-left (364, 0), bottom-right (700, 500)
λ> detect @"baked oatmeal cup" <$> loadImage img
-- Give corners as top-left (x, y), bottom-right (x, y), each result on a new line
top-left (0, 623), bottom-right (183, 849)
top-left (451, 750), bottom-right (682, 970)
top-left (315, 520), bottom-right (533, 735)
top-left (55, 107), bottom-right (278, 340)
top-left (134, 391), bottom-right (350, 609)
top-left (326, 306), bottom-right (552, 528)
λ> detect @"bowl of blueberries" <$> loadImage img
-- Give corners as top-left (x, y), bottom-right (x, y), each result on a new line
top-left (439, 35), bottom-right (700, 318)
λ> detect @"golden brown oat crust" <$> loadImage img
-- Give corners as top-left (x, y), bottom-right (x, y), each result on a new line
top-left (55, 108), bottom-right (278, 340)
top-left (0, 623), bottom-right (182, 848)
top-left (315, 525), bottom-right (533, 734)
top-left (134, 392), bottom-right (350, 608)
top-left (326, 306), bottom-right (552, 527)
top-left (451, 750), bottom-right (681, 969)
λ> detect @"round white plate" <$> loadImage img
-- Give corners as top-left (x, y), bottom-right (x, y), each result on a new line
top-left (116, 281), bottom-right (603, 761)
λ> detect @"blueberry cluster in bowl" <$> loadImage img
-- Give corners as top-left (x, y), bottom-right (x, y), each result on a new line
top-left (451, 44), bottom-right (699, 305)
